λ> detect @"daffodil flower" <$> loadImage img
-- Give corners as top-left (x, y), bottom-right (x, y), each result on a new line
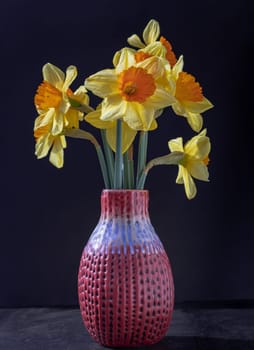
top-left (84, 48), bottom-right (175, 132)
top-left (127, 20), bottom-right (213, 132)
top-left (34, 117), bottom-right (67, 168)
top-left (168, 129), bottom-right (211, 199)
top-left (127, 19), bottom-right (177, 68)
top-left (168, 56), bottom-right (213, 132)
top-left (34, 63), bottom-right (89, 168)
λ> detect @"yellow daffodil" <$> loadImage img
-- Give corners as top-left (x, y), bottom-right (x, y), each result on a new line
top-left (34, 63), bottom-right (89, 167)
top-left (168, 56), bottom-right (213, 132)
top-left (127, 19), bottom-right (177, 68)
top-left (84, 48), bottom-right (175, 132)
top-left (34, 114), bottom-right (67, 168)
top-left (128, 21), bottom-right (213, 131)
top-left (85, 106), bottom-right (157, 153)
top-left (168, 129), bottom-right (211, 199)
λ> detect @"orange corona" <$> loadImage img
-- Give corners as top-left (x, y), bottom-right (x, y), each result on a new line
top-left (175, 72), bottom-right (203, 102)
top-left (118, 67), bottom-right (156, 103)
top-left (34, 81), bottom-right (62, 110)
top-left (159, 36), bottom-right (177, 67)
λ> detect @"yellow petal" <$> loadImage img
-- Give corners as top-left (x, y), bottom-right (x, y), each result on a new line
top-left (34, 109), bottom-right (54, 130)
top-left (122, 122), bottom-right (137, 152)
top-left (35, 133), bottom-right (53, 158)
top-left (85, 69), bottom-right (118, 98)
top-left (189, 161), bottom-right (209, 181)
top-left (138, 103), bottom-right (155, 130)
top-left (146, 86), bottom-right (176, 109)
top-left (71, 85), bottom-right (90, 110)
top-left (149, 119), bottom-right (158, 130)
top-left (124, 102), bottom-right (154, 130)
top-left (143, 19), bottom-right (160, 45)
top-left (123, 102), bottom-right (142, 129)
top-left (185, 131), bottom-right (211, 159)
top-left (176, 165), bottom-right (184, 184)
top-left (51, 110), bottom-right (64, 135)
top-left (127, 34), bottom-right (145, 49)
top-left (115, 48), bottom-right (136, 74)
top-left (73, 85), bottom-right (90, 105)
top-left (168, 137), bottom-right (184, 152)
top-left (113, 50), bottom-right (121, 67)
top-left (167, 74), bottom-right (176, 95)
top-left (106, 122), bottom-right (137, 153)
top-left (171, 55), bottom-right (184, 79)
top-left (42, 63), bottom-right (64, 89)
top-left (49, 136), bottom-right (64, 168)
top-left (183, 97), bottom-right (214, 114)
top-left (85, 109), bottom-right (114, 129)
top-left (186, 112), bottom-right (203, 132)
top-left (172, 101), bottom-right (186, 116)
top-left (182, 167), bottom-right (197, 199)
top-left (60, 135), bottom-right (67, 149)
top-left (143, 42), bottom-right (167, 58)
top-left (113, 48), bottom-right (136, 67)
top-left (105, 124), bottom-right (118, 151)
top-left (63, 65), bottom-right (77, 91)
top-left (65, 109), bottom-right (80, 128)
top-left (154, 109), bottom-right (163, 120)
top-left (138, 55), bottom-right (166, 79)
top-left (101, 95), bottom-right (127, 121)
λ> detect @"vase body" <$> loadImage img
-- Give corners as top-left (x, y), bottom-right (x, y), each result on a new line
top-left (78, 190), bottom-right (174, 347)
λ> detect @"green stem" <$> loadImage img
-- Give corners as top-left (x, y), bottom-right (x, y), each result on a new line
top-left (64, 128), bottom-right (99, 148)
top-left (101, 130), bottom-right (114, 188)
top-left (114, 120), bottom-right (123, 189)
top-left (123, 151), bottom-right (129, 188)
top-left (137, 151), bottom-right (185, 189)
top-left (128, 145), bottom-right (134, 189)
top-left (136, 131), bottom-right (148, 186)
top-left (128, 159), bottom-right (134, 189)
top-left (123, 145), bottom-right (135, 189)
top-left (137, 171), bottom-right (147, 190)
top-left (96, 146), bottom-right (110, 189)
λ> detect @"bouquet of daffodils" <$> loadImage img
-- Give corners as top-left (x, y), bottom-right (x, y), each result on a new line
top-left (33, 19), bottom-right (213, 199)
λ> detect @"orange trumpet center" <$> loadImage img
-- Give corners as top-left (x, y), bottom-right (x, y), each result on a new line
top-left (34, 81), bottom-right (62, 110)
top-left (159, 36), bottom-right (177, 67)
top-left (175, 72), bottom-right (203, 102)
top-left (118, 66), bottom-right (156, 103)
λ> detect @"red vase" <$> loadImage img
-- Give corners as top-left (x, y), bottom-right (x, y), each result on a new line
top-left (78, 190), bottom-right (174, 347)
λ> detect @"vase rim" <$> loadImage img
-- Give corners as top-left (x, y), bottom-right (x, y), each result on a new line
top-left (102, 189), bottom-right (149, 193)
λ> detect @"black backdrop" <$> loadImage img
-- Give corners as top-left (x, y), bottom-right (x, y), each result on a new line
top-left (1, 0), bottom-right (253, 307)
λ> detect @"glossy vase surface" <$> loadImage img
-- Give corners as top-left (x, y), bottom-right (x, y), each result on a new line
top-left (78, 190), bottom-right (174, 347)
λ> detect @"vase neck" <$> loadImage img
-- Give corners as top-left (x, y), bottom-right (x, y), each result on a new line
top-left (100, 190), bottom-right (149, 219)
top-left (86, 189), bottom-right (164, 255)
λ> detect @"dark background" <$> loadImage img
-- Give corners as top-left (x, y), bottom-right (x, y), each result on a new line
top-left (1, 0), bottom-right (253, 307)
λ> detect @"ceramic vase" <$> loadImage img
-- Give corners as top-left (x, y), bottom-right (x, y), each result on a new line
top-left (78, 189), bottom-right (174, 347)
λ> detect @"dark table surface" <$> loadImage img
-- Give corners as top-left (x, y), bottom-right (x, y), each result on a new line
top-left (0, 303), bottom-right (254, 350)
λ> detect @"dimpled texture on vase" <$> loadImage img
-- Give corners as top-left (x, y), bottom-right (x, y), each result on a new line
top-left (78, 190), bottom-right (174, 347)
